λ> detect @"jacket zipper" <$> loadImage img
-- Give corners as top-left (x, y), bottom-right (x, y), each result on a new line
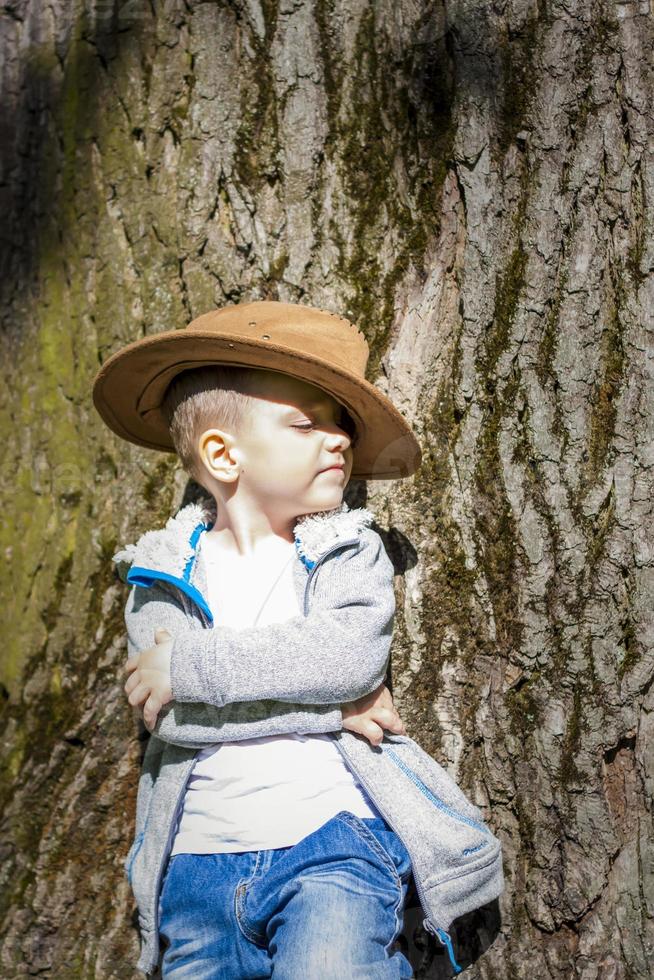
top-left (301, 536), bottom-right (359, 615)
top-left (331, 738), bottom-right (464, 974)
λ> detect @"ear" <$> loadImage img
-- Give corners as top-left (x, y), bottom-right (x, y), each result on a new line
top-left (197, 428), bottom-right (241, 484)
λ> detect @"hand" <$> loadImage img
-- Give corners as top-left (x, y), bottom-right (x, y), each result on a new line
top-left (124, 628), bottom-right (174, 731)
top-left (341, 682), bottom-right (407, 746)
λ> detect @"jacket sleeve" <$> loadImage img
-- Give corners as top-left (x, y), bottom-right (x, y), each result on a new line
top-left (169, 528), bottom-right (395, 708)
top-left (123, 579), bottom-right (343, 749)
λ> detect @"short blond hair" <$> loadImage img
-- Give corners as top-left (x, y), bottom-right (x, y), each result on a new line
top-left (162, 365), bottom-right (263, 485)
top-left (162, 364), bottom-right (359, 488)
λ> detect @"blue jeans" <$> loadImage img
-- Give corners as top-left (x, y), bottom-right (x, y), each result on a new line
top-left (157, 810), bottom-right (414, 978)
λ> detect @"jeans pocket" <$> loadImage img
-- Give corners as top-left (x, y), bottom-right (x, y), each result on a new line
top-left (336, 812), bottom-right (411, 893)
top-left (362, 816), bottom-right (413, 884)
top-left (234, 852), bottom-right (270, 948)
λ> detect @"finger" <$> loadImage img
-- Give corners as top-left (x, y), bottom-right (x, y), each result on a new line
top-left (369, 707), bottom-right (397, 727)
top-left (127, 683), bottom-right (148, 707)
top-left (124, 657), bottom-right (139, 674)
top-left (127, 681), bottom-right (151, 707)
top-left (143, 693), bottom-right (161, 729)
top-left (364, 720), bottom-right (384, 746)
top-left (370, 708), bottom-right (406, 734)
top-left (124, 671), bottom-right (140, 696)
top-left (155, 628), bottom-right (172, 644)
top-left (376, 691), bottom-right (396, 712)
top-left (387, 709), bottom-right (405, 731)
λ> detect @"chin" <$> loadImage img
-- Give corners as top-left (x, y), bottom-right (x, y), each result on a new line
top-left (312, 487), bottom-right (344, 508)
top-left (324, 491), bottom-right (345, 508)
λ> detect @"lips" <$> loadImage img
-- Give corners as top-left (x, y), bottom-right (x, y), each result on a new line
top-left (320, 463), bottom-right (345, 473)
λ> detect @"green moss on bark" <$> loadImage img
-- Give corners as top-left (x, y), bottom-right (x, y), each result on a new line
top-left (505, 670), bottom-right (544, 741)
top-left (315, 2), bottom-right (456, 377)
top-left (557, 683), bottom-right (586, 792)
top-left (494, 8), bottom-right (542, 161)
top-left (41, 553), bottom-right (75, 634)
top-left (473, 391), bottom-right (523, 656)
top-left (408, 381), bottom-right (487, 780)
top-left (232, 2), bottom-right (280, 197)
top-left (584, 266), bottom-right (626, 487)
top-left (471, 160), bottom-right (533, 661)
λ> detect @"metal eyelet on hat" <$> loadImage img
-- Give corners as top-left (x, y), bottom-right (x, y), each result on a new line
top-left (262, 334), bottom-right (270, 339)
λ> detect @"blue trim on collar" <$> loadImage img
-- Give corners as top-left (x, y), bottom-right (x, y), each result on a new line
top-left (183, 520), bottom-right (213, 583)
top-left (294, 536), bottom-right (316, 570)
top-left (126, 567), bottom-right (214, 624)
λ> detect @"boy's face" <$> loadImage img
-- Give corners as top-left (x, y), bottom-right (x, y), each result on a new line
top-left (197, 371), bottom-right (355, 522)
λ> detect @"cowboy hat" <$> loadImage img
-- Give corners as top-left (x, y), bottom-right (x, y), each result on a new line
top-left (92, 300), bottom-right (422, 480)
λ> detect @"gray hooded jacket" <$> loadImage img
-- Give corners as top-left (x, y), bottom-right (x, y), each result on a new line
top-left (112, 496), bottom-right (504, 976)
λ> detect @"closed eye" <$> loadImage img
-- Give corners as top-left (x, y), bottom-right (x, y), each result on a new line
top-left (292, 418), bottom-right (358, 446)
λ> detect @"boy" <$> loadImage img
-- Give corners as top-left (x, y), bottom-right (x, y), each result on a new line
top-left (92, 301), bottom-right (504, 978)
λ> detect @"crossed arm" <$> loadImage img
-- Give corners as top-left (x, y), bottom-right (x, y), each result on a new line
top-left (122, 530), bottom-right (405, 748)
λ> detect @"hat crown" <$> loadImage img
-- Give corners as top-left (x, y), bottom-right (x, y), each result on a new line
top-left (185, 301), bottom-right (370, 377)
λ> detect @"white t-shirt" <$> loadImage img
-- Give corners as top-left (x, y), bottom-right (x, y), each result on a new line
top-left (170, 532), bottom-right (380, 854)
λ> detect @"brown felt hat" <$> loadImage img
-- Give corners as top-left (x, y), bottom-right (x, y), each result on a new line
top-left (92, 300), bottom-right (422, 480)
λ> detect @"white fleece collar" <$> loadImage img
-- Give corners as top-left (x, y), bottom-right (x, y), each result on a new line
top-left (112, 498), bottom-right (212, 582)
top-left (112, 495), bottom-right (375, 580)
top-left (292, 502), bottom-right (375, 564)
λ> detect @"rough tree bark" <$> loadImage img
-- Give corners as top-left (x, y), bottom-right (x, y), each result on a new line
top-left (0, 0), bottom-right (652, 977)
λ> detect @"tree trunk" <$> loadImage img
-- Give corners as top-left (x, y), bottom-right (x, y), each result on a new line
top-left (1, 0), bottom-right (652, 976)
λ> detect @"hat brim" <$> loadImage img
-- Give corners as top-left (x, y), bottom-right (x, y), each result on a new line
top-left (92, 331), bottom-right (422, 480)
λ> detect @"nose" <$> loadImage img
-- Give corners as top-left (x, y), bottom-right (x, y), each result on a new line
top-left (325, 427), bottom-right (352, 452)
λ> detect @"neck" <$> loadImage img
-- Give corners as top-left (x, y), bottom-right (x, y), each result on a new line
top-left (202, 494), bottom-right (311, 557)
